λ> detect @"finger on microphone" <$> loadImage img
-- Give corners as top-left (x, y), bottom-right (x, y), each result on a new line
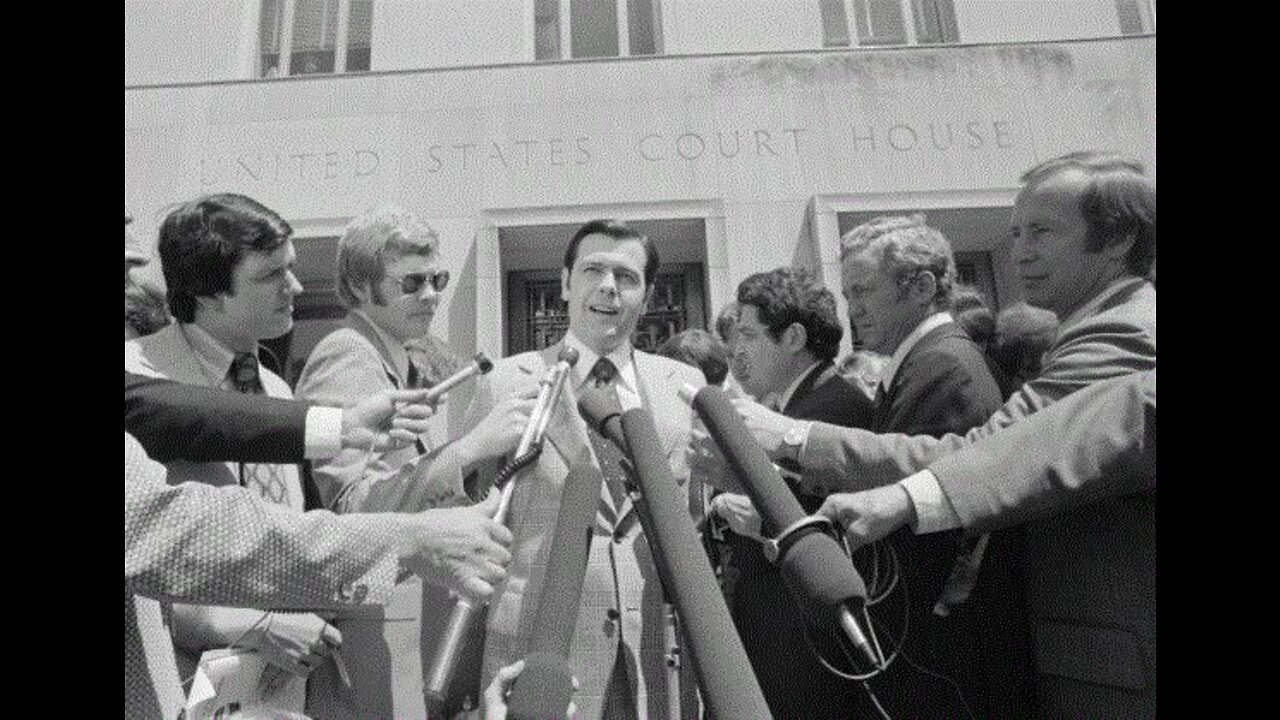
top-left (462, 576), bottom-right (495, 600)
top-left (677, 382), bottom-right (698, 405)
top-left (489, 523), bottom-right (514, 547)
top-left (388, 388), bottom-right (432, 404)
top-left (475, 487), bottom-right (502, 516)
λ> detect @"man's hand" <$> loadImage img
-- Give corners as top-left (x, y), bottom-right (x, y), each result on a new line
top-left (710, 492), bottom-right (763, 541)
top-left (816, 484), bottom-right (918, 551)
top-left (482, 660), bottom-right (578, 720)
top-left (731, 397), bottom-right (794, 459)
top-left (687, 424), bottom-right (745, 494)
top-left (455, 388), bottom-right (539, 470)
top-left (342, 388), bottom-right (437, 452)
top-left (241, 612), bottom-right (341, 681)
top-left (396, 488), bottom-right (514, 600)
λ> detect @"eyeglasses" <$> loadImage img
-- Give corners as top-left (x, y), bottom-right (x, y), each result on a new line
top-left (390, 270), bottom-right (450, 295)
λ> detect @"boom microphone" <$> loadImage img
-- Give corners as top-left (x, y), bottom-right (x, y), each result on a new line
top-left (421, 352), bottom-right (494, 405)
top-left (578, 387), bottom-right (772, 719)
top-left (424, 346), bottom-right (578, 718)
top-left (687, 384), bottom-right (881, 668)
top-left (504, 447), bottom-right (603, 720)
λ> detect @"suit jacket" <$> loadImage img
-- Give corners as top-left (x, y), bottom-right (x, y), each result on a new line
top-left (865, 321), bottom-right (1025, 719)
top-left (800, 277), bottom-right (1157, 716)
top-left (294, 313), bottom-right (468, 720)
top-left (125, 433), bottom-right (398, 720)
top-left (463, 343), bottom-right (705, 720)
top-left (929, 369), bottom-right (1156, 718)
top-left (125, 371), bottom-right (309, 464)
top-left (723, 361), bottom-right (874, 719)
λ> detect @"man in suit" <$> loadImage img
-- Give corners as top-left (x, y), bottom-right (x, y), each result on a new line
top-left (838, 214), bottom-right (1024, 717)
top-left (818, 367), bottom-right (1156, 717)
top-left (126, 431), bottom-right (514, 720)
top-left (123, 193), bottom-right (346, 696)
top-left (463, 219), bottom-right (705, 719)
top-left (294, 204), bottom-right (535, 719)
top-left (702, 151), bottom-right (1157, 716)
top-left (705, 266), bottom-right (874, 718)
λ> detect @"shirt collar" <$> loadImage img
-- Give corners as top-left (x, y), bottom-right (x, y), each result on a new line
top-left (563, 330), bottom-right (638, 396)
top-left (349, 308), bottom-right (412, 383)
top-left (179, 322), bottom-right (246, 389)
top-left (774, 359), bottom-right (824, 412)
top-left (879, 311), bottom-right (953, 391)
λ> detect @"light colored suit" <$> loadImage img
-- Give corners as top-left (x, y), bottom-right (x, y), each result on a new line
top-left (463, 343), bottom-right (704, 719)
top-left (294, 311), bottom-right (468, 720)
top-left (125, 432), bottom-right (399, 720)
top-left (798, 277), bottom-right (1157, 716)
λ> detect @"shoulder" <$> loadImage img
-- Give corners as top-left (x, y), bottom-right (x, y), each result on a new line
top-left (258, 366), bottom-right (294, 399)
top-left (1044, 282), bottom-right (1157, 381)
top-left (124, 326), bottom-right (180, 378)
top-left (902, 326), bottom-right (993, 383)
top-left (635, 350), bottom-right (705, 386)
top-left (306, 327), bottom-right (380, 363)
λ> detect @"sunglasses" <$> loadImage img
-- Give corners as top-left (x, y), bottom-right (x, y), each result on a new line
top-left (391, 270), bottom-right (450, 295)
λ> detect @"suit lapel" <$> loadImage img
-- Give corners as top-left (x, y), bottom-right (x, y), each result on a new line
top-left (346, 312), bottom-right (403, 387)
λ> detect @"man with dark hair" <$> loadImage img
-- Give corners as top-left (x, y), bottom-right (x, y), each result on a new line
top-left (708, 266), bottom-right (873, 718)
top-left (463, 218), bottom-right (705, 718)
top-left (705, 151), bottom-right (1157, 717)
top-left (124, 194), bottom-right (347, 699)
top-left (655, 328), bottom-right (729, 386)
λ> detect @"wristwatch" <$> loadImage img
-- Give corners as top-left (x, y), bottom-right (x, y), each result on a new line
top-left (780, 421), bottom-right (810, 461)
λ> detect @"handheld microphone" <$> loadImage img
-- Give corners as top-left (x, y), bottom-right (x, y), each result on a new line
top-left (686, 384), bottom-right (881, 669)
top-left (578, 388), bottom-right (772, 719)
top-left (504, 447), bottom-right (602, 720)
top-left (424, 347), bottom-right (578, 718)
top-left (421, 352), bottom-right (494, 405)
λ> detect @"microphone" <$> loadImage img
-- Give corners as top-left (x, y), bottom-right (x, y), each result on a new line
top-left (424, 346), bottom-right (578, 718)
top-left (421, 352), bottom-right (494, 405)
top-left (578, 389), bottom-right (772, 719)
top-left (504, 448), bottom-right (602, 720)
top-left (687, 384), bottom-right (881, 669)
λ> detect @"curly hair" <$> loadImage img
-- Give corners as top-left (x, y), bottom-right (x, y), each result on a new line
top-left (736, 266), bottom-right (842, 362)
top-left (839, 214), bottom-right (956, 309)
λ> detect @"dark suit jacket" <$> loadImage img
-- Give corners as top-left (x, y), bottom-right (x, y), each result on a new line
top-left (799, 278), bottom-right (1157, 717)
top-left (724, 361), bottom-right (875, 719)
top-left (929, 369), bottom-right (1156, 718)
top-left (866, 321), bottom-right (1029, 719)
top-left (125, 371), bottom-right (308, 463)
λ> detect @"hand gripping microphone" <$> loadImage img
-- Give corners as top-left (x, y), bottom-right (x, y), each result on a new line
top-left (686, 384), bottom-right (881, 669)
top-left (420, 352), bottom-right (494, 405)
top-left (579, 387), bottom-right (773, 720)
top-left (503, 446), bottom-right (602, 720)
top-left (424, 346), bottom-right (579, 719)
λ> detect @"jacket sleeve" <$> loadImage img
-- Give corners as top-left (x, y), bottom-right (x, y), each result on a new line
top-left (928, 370), bottom-right (1156, 533)
top-left (125, 371), bottom-right (309, 463)
top-left (124, 432), bottom-right (399, 609)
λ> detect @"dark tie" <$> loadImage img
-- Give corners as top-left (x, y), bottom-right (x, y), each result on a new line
top-left (586, 358), bottom-right (630, 511)
top-left (228, 352), bottom-right (288, 504)
top-left (405, 358), bottom-right (422, 389)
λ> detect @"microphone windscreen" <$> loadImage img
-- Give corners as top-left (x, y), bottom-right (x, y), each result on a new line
top-left (691, 386), bottom-right (806, 529)
top-left (577, 385), bottom-right (626, 450)
top-left (527, 450), bottom-right (603, 657)
top-left (505, 651), bottom-right (574, 720)
top-left (780, 531), bottom-right (868, 611)
top-left (618, 408), bottom-right (772, 719)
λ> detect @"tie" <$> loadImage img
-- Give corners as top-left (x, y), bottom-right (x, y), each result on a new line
top-left (228, 352), bottom-right (288, 504)
top-left (873, 380), bottom-right (888, 408)
top-left (405, 357), bottom-right (422, 389)
top-left (586, 358), bottom-right (630, 511)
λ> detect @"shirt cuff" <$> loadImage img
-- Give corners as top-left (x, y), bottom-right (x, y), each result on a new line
top-left (793, 420), bottom-right (815, 462)
top-left (899, 470), bottom-right (962, 534)
top-left (305, 406), bottom-right (344, 460)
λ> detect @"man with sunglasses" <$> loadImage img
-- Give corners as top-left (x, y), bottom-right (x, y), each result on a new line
top-left (295, 204), bottom-right (535, 719)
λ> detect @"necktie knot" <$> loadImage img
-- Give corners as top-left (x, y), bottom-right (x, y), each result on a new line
top-left (229, 352), bottom-right (263, 394)
top-left (589, 357), bottom-right (618, 387)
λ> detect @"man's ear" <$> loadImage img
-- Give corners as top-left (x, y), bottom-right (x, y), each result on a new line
top-left (349, 281), bottom-right (372, 307)
top-left (911, 271), bottom-right (938, 307)
top-left (561, 267), bottom-right (572, 297)
top-left (1102, 233), bottom-right (1136, 265)
top-left (783, 322), bottom-right (808, 354)
top-left (640, 284), bottom-right (654, 315)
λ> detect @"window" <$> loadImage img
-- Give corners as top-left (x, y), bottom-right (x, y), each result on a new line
top-left (534, 0), bottom-right (662, 61)
top-left (1114, 0), bottom-right (1155, 35)
top-left (260, 0), bottom-right (372, 78)
top-left (820, 0), bottom-right (958, 48)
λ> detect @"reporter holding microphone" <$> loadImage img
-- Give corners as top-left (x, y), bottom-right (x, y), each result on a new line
top-left (458, 220), bottom-right (705, 719)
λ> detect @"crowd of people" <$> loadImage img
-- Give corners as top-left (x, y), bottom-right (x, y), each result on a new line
top-left (125, 149), bottom-right (1156, 719)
